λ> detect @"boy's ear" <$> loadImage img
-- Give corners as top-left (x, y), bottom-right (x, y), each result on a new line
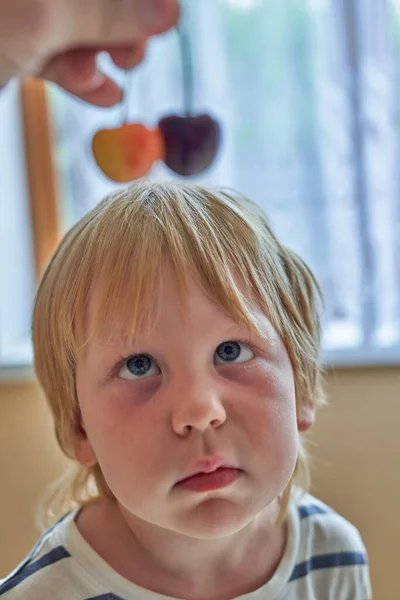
top-left (71, 421), bottom-right (98, 467)
top-left (297, 402), bottom-right (315, 432)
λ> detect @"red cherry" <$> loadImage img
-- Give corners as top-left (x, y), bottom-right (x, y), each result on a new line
top-left (158, 114), bottom-right (220, 176)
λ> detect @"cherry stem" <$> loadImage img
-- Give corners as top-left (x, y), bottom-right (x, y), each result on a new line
top-left (177, 22), bottom-right (193, 117)
top-left (122, 69), bottom-right (134, 126)
top-left (121, 19), bottom-right (193, 125)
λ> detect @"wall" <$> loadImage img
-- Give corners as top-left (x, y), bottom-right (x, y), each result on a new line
top-left (1, 368), bottom-right (399, 599)
top-left (309, 367), bottom-right (399, 600)
top-left (0, 380), bottom-right (70, 573)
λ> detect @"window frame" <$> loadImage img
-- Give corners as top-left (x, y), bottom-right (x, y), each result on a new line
top-left (20, 77), bottom-right (61, 280)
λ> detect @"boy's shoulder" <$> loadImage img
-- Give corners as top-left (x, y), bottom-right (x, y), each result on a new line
top-left (0, 510), bottom-right (94, 600)
top-left (288, 492), bottom-right (371, 597)
top-left (294, 492), bottom-right (367, 554)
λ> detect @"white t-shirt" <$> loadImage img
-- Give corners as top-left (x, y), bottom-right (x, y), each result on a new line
top-left (0, 494), bottom-right (372, 599)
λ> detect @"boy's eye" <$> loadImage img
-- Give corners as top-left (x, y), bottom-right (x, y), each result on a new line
top-left (215, 341), bottom-right (254, 364)
top-left (118, 354), bottom-right (160, 380)
top-left (117, 342), bottom-right (254, 379)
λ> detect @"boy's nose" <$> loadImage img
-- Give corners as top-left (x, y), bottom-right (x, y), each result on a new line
top-left (170, 375), bottom-right (227, 436)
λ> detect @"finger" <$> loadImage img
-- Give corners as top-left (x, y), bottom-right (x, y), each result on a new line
top-left (42, 50), bottom-right (123, 106)
top-left (61, 0), bottom-right (179, 48)
top-left (108, 40), bottom-right (147, 69)
top-left (69, 79), bottom-right (123, 106)
top-left (43, 50), bottom-right (101, 93)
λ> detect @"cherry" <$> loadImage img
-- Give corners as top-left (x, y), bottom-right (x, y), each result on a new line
top-left (158, 114), bottom-right (220, 176)
top-left (158, 24), bottom-right (220, 176)
top-left (91, 17), bottom-right (221, 182)
top-left (92, 124), bottom-right (164, 182)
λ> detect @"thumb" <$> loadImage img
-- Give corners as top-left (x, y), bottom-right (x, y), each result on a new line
top-left (58, 0), bottom-right (179, 49)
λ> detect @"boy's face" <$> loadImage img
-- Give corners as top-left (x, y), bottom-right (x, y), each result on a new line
top-left (74, 270), bottom-right (314, 538)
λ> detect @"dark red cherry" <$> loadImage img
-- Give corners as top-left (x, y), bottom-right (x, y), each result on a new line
top-left (158, 114), bottom-right (220, 176)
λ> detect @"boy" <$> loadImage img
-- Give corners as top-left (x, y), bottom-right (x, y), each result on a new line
top-left (0, 182), bottom-right (372, 599)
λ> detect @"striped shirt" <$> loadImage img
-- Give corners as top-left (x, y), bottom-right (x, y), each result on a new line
top-left (0, 494), bottom-right (372, 599)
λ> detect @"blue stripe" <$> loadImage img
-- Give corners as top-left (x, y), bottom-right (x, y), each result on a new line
top-left (0, 546), bottom-right (70, 595)
top-left (289, 551), bottom-right (367, 582)
top-left (0, 511), bottom-right (73, 595)
top-left (85, 595), bottom-right (125, 600)
top-left (298, 504), bottom-right (332, 519)
top-left (24, 511), bottom-right (72, 564)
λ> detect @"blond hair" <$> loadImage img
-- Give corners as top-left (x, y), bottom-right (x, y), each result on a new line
top-left (32, 181), bottom-right (324, 531)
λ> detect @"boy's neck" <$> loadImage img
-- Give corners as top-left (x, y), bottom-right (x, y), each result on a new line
top-left (75, 498), bottom-right (287, 599)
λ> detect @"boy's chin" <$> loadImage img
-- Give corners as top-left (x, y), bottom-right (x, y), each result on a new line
top-left (169, 497), bottom-right (269, 540)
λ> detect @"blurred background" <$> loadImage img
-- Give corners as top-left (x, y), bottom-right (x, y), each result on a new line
top-left (1, 0), bottom-right (399, 597)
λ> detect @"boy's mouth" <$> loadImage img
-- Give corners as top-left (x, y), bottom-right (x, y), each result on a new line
top-left (175, 454), bottom-right (240, 485)
top-left (175, 467), bottom-right (241, 492)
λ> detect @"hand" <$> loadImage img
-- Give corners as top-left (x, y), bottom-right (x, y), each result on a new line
top-left (0, 0), bottom-right (179, 105)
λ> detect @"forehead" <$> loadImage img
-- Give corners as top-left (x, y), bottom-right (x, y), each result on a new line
top-left (81, 268), bottom-right (276, 350)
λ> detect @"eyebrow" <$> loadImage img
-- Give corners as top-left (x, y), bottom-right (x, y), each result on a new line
top-left (224, 320), bottom-right (276, 343)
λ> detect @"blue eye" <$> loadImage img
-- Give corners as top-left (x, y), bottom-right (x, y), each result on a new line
top-left (215, 341), bottom-right (254, 364)
top-left (118, 355), bottom-right (160, 380)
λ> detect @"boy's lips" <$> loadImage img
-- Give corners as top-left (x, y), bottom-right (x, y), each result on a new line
top-left (176, 468), bottom-right (241, 492)
top-left (175, 454), bottom-right (240, 485)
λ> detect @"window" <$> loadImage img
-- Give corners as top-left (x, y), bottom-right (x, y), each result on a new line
top-left (1, 0), bottom-right (400, 369)
top-left (0, 80), bottom-right (36, 369)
